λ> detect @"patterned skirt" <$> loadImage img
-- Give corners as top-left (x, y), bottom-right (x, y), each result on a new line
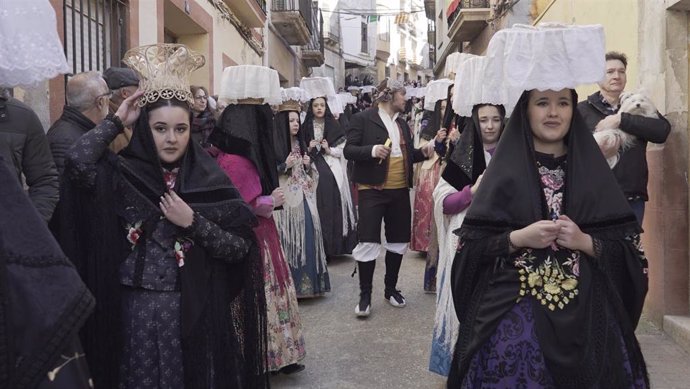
top-left (119, 288), bottom-right (183, 389)
top-left (411, 162), bottom-right (441, 252)
top-left (255, 217), bottom-right (307, 371)
top-left (460, 298), bottom-right (648, 389)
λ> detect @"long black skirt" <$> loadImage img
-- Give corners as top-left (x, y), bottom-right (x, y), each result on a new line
top-left (313, 155), bottom-right (357, 257)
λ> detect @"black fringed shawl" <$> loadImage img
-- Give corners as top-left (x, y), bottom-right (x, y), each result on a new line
top-left (0, 156), bottom-right (94, 389)
top-left (59, 109), bottom-right (269, 389)
top-left (448, 90), bottom-right (648, 389)
top-left (208, 103), bottom-right (279, 197)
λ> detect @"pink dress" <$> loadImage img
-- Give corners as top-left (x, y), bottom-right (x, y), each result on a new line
top-left (216, 153), bottom-right (306, 372)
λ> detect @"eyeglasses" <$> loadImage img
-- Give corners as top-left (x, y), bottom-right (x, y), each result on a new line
top-left (194, 95), bottom-right (208, 101)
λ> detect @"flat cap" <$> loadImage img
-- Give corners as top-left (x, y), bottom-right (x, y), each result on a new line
top-left (103, 67), bottom-right (139, 89)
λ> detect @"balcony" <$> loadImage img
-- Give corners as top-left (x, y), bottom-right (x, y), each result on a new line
top-left (376, 32), bottom-right (390, 61)
top-left (447, 0), bottom-right (490, 42)
top-left (398, 47), bottom-right (407, 64)
top-left (272, 0), bottom-right (312, 46)
top-left (301, 5), bottom-right (324, 67)
top-left (224, 0), bottom-right (266, 28)
top-left (324, 20), bottom-right (339, 47)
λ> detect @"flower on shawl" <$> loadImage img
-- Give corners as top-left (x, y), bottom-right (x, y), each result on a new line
top-left (174, 238), bottom-right (194, 267)
top-left (126, 221), bottom-right (143, 248)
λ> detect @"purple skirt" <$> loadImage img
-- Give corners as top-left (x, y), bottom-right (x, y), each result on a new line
top-left (460, 298), bottom-right (647, 389)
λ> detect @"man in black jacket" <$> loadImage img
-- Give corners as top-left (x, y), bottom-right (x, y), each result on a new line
top-left (47, 71), bottom-right (111, 174)
top-left (0, 90), bottom-right (59, 222)
top-left (577, 52), bottom-right (670, 224)
top-left (344, 78), bottom-right (437, 317)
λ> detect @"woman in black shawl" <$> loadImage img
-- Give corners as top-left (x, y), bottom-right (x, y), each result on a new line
top-left (429, 103), bottom-right (505, 377)
top-left (60, 49), bottom-right (268, 387)
top-left (303, 97), bottom-right (357, 257)
top-left (0, 156), bottom-right (94, 389)
top-left (448, 89), bottom-right (648, 388)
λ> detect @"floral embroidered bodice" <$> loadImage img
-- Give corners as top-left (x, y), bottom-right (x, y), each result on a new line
top-left (513, 153), bottom-right (580, 311)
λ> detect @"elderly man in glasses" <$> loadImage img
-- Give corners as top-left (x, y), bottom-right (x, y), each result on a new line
top-left (47, 71), bottom-right (113, 174)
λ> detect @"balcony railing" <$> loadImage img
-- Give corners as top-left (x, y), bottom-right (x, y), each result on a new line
top-left (271, 0), bottom-right (313, 45)
top-left (446, 0), bottom-right (490, 42)
top-left (302, 4), bottom-right (324, 67)
top-left (447, 0), bottom-right (490, 29)
top-left (255, 0), bottom-right (266, 13)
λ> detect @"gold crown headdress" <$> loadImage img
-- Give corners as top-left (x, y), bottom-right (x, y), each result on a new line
top-left (123, 44), bottom-right (205, 107)
top-left (279, 87), bottom-right (308, 112)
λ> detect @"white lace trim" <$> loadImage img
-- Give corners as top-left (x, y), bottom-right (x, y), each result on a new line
top-left (0, 0), bottom-right (69, 87)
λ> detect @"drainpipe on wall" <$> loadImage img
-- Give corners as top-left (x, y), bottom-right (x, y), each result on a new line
top-left (264, 0), bottom-right (271, 67)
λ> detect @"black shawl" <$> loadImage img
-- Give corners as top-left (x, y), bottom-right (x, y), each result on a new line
top-left (303, 98), bottom-right (346, 148)
top-left (421, 99), bottom-right (445, 141)
top-left (274, 110), bottom-right (308, 164)
top-left (208, 104), bottom-right (279, 196)
top-left (448, 90), bottom-right (648, 389)
top-left (0, 156), bottom-right (94, 389)
top-left (443, 104), bottom-right (505, 191)
top-left (59, 109), bottom-right (268, 389)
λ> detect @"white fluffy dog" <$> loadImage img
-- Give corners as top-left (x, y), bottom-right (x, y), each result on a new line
top-left (593, 91), bottom-right (658, 168)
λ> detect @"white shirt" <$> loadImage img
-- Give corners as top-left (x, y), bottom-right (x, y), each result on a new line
top-left (377, 108), bottom-right (403, 157)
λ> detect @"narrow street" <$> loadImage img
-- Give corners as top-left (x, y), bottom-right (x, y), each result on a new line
top-left (272, 251), bottom-right (690, 389)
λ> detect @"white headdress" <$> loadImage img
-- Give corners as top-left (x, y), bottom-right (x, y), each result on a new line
top-left (299, 77), bottom-right (340, 113)
top-left (219, 65), bottom-right (282, 105)
top-left (424, 78), bottom-right (454, 111)
top-left (279, 87), bottom-right (309, 112)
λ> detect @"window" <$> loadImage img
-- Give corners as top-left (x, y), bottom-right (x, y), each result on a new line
top-left (64, 0), bottom-right (128, 74)
top-left (361, 18), bottom-right (368, 53)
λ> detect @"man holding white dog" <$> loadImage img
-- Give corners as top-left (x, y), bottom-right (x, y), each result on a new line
top-left (578, 51), bottom-right (671, 224)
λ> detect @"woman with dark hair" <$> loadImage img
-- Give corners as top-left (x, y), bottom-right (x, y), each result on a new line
top-left (190, 85), bottom-right (215, 146)
top-left (301, 77), bottom-right (357, 258)
top-left (61, 45), bottom-right (268, 389)
top-left (448, 88), bottom-right (648, 388)
top-left (429, 103), bottom-right (505, 377)
top-left (208, 68), bottom-right (306, 375)
top-left (273, 91), bottom-right (329, 298)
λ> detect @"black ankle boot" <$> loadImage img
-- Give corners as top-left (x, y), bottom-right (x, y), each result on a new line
top-left (384, 251), bottom-right (406, 307)
top-left (355, 260), bottom-right (375, 317)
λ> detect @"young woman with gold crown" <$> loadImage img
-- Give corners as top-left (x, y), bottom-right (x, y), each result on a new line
top-left (61, 44), bottom-right (268, 389)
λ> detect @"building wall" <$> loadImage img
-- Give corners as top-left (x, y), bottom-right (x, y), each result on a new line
top-left (267, 29), bottom-right (298, 86)
top-left (637, 1), bottom-right (689, 328)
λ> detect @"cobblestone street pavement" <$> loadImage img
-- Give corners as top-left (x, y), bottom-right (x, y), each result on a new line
top-left (271, 251), bottom-right (690, 389)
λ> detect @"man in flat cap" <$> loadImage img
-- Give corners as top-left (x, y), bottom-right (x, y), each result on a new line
top-left (103, 67), bottom-right (139, 152)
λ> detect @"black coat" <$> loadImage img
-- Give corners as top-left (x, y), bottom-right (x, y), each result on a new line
top-left (0, 96), bottom-right (59, 222)
top-left (577, 92), bottom-right (671, 200)
top-left (344, 107), bottom-right (426, 188)
top-left (47, 105), bottom-right (96, 175)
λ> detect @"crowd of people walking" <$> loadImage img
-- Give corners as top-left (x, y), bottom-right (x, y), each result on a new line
top-left (0, 2), bottom-right (671, 388)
